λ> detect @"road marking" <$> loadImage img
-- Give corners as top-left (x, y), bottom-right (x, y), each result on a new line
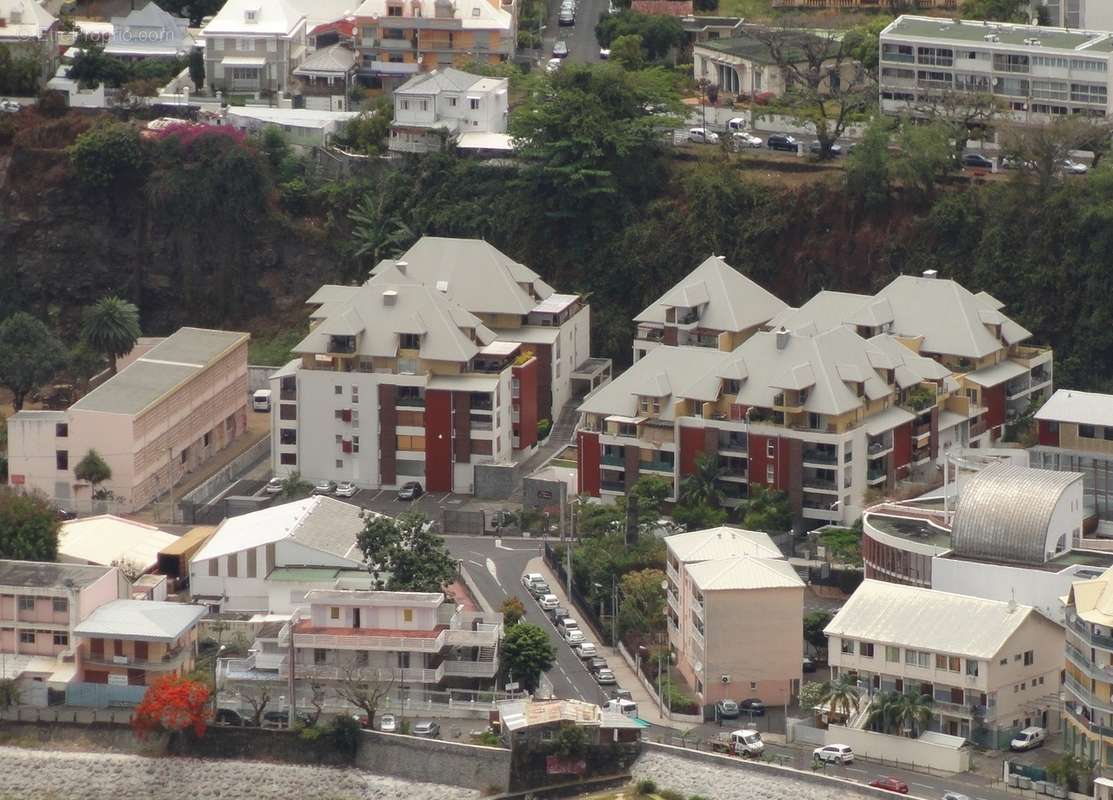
top-left (910, 783), bottom-right (933, 790)
top-left (845, 768), bottom-right (866, 774)
top-left (370, 490), bottom-right (385, 502)
top-left (495, 539), bottom-right (516, 551)
top-left (485, 558), bottom-right (502, 588)
top-left (468, 560), bottom-right (484, 568)
top-left (438, 493), bottom-right (452, 505)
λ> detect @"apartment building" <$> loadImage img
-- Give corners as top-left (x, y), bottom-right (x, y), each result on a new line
top-left (0, 0), bottom-right (59, 86)
top-left (826, 580), bottom-right (1063, 742)
top-left (73, 600), bottom-right (205, 688)
top-left (879, 15), bottom-right (1113, 127)
top-left (1042, 0), bottom-right (1113, 32)
top-left (0, 561), bottom-right (119, 706)
top-left (6, 328), bottom-right (250, 514)
top-left (201, 0), bottom-right (307, 94)
top-left (389, 68), bottom-right (510, 154)
top-left (1033, 389), bottom-right (1113, 524)
top-left (664, 527), bottom-right (802, 708)
top-left (1064, 565), bottom-right (1113, 767)
top-left (350, 0), bottom-right (515, 92)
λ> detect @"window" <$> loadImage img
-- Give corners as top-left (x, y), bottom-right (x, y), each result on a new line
top-left (56, 450), bottom-right (68, 471)
top-left (905, 649), bottom-right (918, 666)
top-left (1071, 83), bottom-right (1107, 104)
top-left (765, 464), bottom-right (774, 483)
top-left (936, 653), bottom-right (947, 670)
top-left (1000, 657), bottom-right (1008, 666)
top-left (419, 100), bottom-right (428, 112)
top-left (334, 385), bottom-right (343, 395)
top-left (280, 404), bottom-right (296, 421)
top-left (352, 435), bottom-right (360, 454)
top-left (1071, 58), bottom-right (1107, 73)
top-left (280, 428), bottom-right (297, 445)
top-left (19, 631), bottom-right (34, 644)
top-left (314, 648), bottom-right (327, 665)
top-left (966, 659), bottom-right (979, 677)
top-left (400, 333), bottom-right (420, 349)
top-left (355, 651), bottom-right (368, 667)
top-left (52, 597), bottom-right (67, 613)
top-left (203, 432), bottom-right (211, 447)
top-left (335, 459), bottom-right (343, 468)
top-left (330, 607), bottom-right (340, 620)
top-left (917, 46), bottom-right (953, 67)
top-left (352, 410), bottom-right (359, 428)
top-left (18, 596), bottom-right (35, 611)
top-left (403, 608), bottom-right (414, 623)
top-left (401, 100), bottom-right (409, 111)
top-left (397, 435), bottom-right (425, 451)
top-left (1081, 424), bottom-right (1097, 438)
top-left (766, 440), bottom-right (775, 457)
top-left (860, 642), bottom-right (874, 658)
top-left (840, 639), bottom-right (855, 655)
top-left (949, 656), bottom-right (961, 672)
top-left (750, 681), bottom-right (757, 690)
top-left (1023, 650), bottom-right (1034, 666)
top-left (882, 43), bottom-right (914, 63)
top-left (469, 98), bottom-right (480, 110)
top-left (53, 632), bottom-right (68, 646)
top-left (181, 449), bottom-right (187, 464)
top-left (387, 3), bottom-right (402, 13)
top-left (55, 423), bottom-right (68, 437)
top-left (280, 452), bottom-right (297, 465)
top-left (236, 37), bottom-right (253, 51)
top-left (885, 646), bottom-right (900, 663)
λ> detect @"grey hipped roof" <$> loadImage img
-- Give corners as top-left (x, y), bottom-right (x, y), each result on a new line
top-left (578, 346), bottom-right (725, 421)
top-left (394, 67), bottom-right (499, 95)
top-left (634, 256), bottom-right (787, 332)
top-left (73, 600), bottom-right (206, 642)
top-left (0, 560), bottom-right (112, 590)
top-left (951, 462), bottom-right (1084, 565)
top-left (294, 43), bottom-right (357, 75)
top-left (1036, 389), bottom-right (1113, 428)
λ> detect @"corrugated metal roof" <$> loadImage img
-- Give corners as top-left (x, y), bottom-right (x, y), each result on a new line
top-left (824, 580), bottom-right (1036, 659)
top-left (951, 463), bottom-right (1083, 565)
top-left (686, 555), bottom-right (803, 591)
top-left (665, 527), bottom-right (782, 563)
top-left (74, 599), bottom-right (206, 642)
top-left (59, 516), bottom-right (178, 571)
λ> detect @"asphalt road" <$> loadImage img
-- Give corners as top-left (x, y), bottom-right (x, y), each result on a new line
top-left (544, 0), bottom-right (606, 64)
top-left (445, 535), bottom-right (612, 706)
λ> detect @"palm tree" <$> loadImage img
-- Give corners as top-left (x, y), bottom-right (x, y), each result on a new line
top-left (819, 674), bottom-right (860, 723)
top-left (866, 690), bottom-right (901, 735)
top-left (81, 296), bottom-right (141, 375)
top-left (894, 692), bottom-right (934, 738)
top-left (679, 453), bottom-right (725, 508)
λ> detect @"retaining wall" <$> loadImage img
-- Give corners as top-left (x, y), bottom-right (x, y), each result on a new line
top-left (355, 729), bottom-right (510, 793)
top-left (474, 464), bottom-right (516, 500)
top-left (826, 724), bottom-right (970, 773)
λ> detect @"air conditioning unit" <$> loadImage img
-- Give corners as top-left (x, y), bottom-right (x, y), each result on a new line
top-left (721, 674), bottom-right (731, 684)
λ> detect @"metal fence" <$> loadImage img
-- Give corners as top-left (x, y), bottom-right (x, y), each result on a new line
top-left (65, 682), bottom-right (147, 708)
top-left (179, 435), bottom-right (272, 523)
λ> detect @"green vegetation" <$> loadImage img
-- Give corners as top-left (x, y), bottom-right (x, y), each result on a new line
top-left (249, 330), bottom-right (303, 366)
top-left (866, 690), bottom-right (933, 737)
top-left (357, 512), bottom-right (457, 592)
top-left (0, 312), bottom-right (68, 411)
top-left (501, 622), bottom-right (556, 691)
top-left (0, 50), bottom-right (41, 96)
top-left (0, 489), bottom-right (60, 562)
top-left (595, 12), bottom-right (685, 62)
top-left (81, 295), bottom-right (141, 374)
top-left (797, 680), bottom-right (827, 713)
top-left (818, 523), bottom-right (862, 565)
top-left (499, 595), bottom-right (526, 626)
top-left (74, 450), bottom-right (112, 497)
top-left (616, 567), bottom-right (666, 639)
top-left (803, 611), bottom-right (833, 656)
top-left (741, 485), bottom-right (791, 534)
top-left (552, 723), bottom-right (590, 758)
top-left (67, 40), bottom-right (186, 91)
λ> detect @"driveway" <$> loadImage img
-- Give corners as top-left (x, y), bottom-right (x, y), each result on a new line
top-left (543, 0), bottom-right (606, 64)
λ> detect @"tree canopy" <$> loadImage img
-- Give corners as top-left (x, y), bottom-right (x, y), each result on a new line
top-left (75, 450), bottom-right (112, 494)
top-left (617, 567), bottom-right (666, 640)
top-left (0, 490), bottom-right (60, 562)
top-left (501, 622), bottom-right (556, 691)
top-left (357, 512), bottom-right (457, 592)
top-left (81, 296), bottom-right (141, 374)
top-left (595, 11), bottom-right (684, 61)
top-left (132, 675), bottom-right (211, 739)
top-left (0, 312), bottom-right (67, 411)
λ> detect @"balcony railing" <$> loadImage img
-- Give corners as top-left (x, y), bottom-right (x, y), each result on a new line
top-left (396, 396), bottom-right (425, 408)
top-left (666, 589), bottom-right (679, 615)
top-left (803, 449), bottom-right (837, 465)
top-left (285, 663), bottom-right (445, 683)
top-left (642, 459), bottom-right (674, 473)
top-left (1066, 702), bottom-right (1113, 738)
top-left (601, 481), bottom-right (625, 493)
top-left (666, 561), bottom-right (678, 584)
top-left (636, 325), bottom-right (665, 342)
top-left (83, 647), bottom-right (189, 671)
top-left (1069, 614), bottom-right (1113, 651)
top-left (442, 659), bottom-right (498, 678)
top-left (867, 469), bottom-right (888, 485)
top-left (601, 453), bottom-right (624, 467)
top-left (293, 628), bottom-right (447, 652)
top-left (803, 477), bottom-right (837, 491)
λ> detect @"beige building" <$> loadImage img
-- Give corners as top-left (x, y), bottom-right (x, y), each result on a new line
top-left (1064, 566), bottom-right (1113, 768)
top-left (826, 580), bottom-right (1063, 745)
top-left (201, 0), bottom-right (307, 94)
top-left (665, 527), bottom-right (803, 708)
top-left (6, 328), bottom-right (250, 514)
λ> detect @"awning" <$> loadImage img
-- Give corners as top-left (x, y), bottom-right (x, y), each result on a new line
top-left (938, 410), bottom-right (967, 430)
top-left (456, 131), bottom-right (514, 151)
top-left (964, 359), bottom-right (1028, 388)
top-left (605, 415), bottom-right (647, 426)
top-left (427, 374), bottom-right (500, 392)
top-left (221, 56), bottom-right (266, 67)
top-left (864, 406), bottom-right (916, 436)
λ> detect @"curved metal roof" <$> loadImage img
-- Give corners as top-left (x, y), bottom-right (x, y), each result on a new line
top-left (951, 463), bottom-right (1083, 565)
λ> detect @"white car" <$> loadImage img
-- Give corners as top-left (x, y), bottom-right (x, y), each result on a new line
top-left (813, 744), bottom-right (854, 764)
top-left (1062, 158), bottom-right (1089, 174)
top-left (565, 629), bottom-right (585, 645)
top-left (545, 58), bottom-right (562, 73)
top-left (311, 480), bottom-right (335, 495)
top-left (599, 47), bottom-right (610, 59)
top-left (942, 793), bottom-right (971, 800)
top-left (379, 713), bottom-right (397, 732)
top-left (688, 127), bottom-right (719, 145)
top-left (575, 642), bottom-right (597, 659)
top-left (263, 477), bottom-right (283, 495)
top-left (539, 593), bottom-right (559, 611)
top-left (1010, 726), bottom-right (1047, 751)
top-left (522, 572), bottom-right (545, 589)
top-left (0, 99), bottom-right (20, 113)
top-left (732, 131), bottom-right (763, 149)
top-left (334, 481), bottom-right (357, 498)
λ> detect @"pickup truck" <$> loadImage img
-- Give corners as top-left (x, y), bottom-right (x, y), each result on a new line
top-left (711, 729), bottom-right (765, 757)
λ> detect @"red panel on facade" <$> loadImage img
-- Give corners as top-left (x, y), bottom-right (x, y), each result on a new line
top-left (893, 422), bottom-right (912, 469)
top-left (679, 425), bottom-right (708, 477)
top-left (577, 430), bottom-right (601, 496)
top-left (983, 383), bottom-right (1006, 430)
top-left (424, 389), bottom-right (453, 492)
top-left (514, 358), bottom-right (539, 451)
top-left (1038, 420), bottom-right (1060, 447)
top-left (748, 433), bottom-right (770, 487)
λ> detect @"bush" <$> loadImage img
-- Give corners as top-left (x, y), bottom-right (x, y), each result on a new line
top-left (329, 713), bottom-right (361, 758)
top-left (658, 791), bottom-right (684, 800)
top-left (635, 779), bottom-right (657, 796)
top-left (537, 418), bottom-right (552, 439)
top-left (297, 723), bottom-right (324, 742)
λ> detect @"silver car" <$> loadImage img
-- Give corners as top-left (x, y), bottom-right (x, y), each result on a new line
top-left (413, 720), bottom-right (440, 738)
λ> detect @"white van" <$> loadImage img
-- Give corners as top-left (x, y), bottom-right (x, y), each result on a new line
top-left (726, 117), bottom-right (748, 132)
top-left (1010, 727), bottom-right (1047, 751)
top-left (252, 389), bottom-right (272, 412)
top-left (605, 699), bottom-right (638, 719)
top-left (728, 729), bottom-right (764, 757)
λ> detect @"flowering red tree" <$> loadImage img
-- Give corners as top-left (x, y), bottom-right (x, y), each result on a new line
top-left (132, 675), bottom-right (211, 739)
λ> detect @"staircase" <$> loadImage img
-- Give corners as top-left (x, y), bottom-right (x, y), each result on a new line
top-left (848, 696), bottom-right (873, 730)
top-left (478, 645), bottom-right (497, 663)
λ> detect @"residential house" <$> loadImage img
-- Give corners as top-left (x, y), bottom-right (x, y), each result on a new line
top-left (879, 15), bottom-right (1113, 128)
top-left (188, 496), bottom-right (376, 613)
top-left (224, 105), bottom-right (359, 146)
top-left (388, 67), bottom-right (510, 154)
top-left (201, 0), bottom-right (308, 94)
top-left (825, 580), bottom-right (1063, 744)
top-left (105, 3), bottom-right (195, 61)
top-left (665, 527), bottom-right (802, 708)
top-left (1032, 389), bottom-right (1113, 525)
top-left (292, 43), bottom-right (358, 104)
top-left (0, 0), bottom-right (59, 87)
top-left (0, 561), bottom-right (119, 706)
top-left (6, 327), bottom-right (250, 514)
top-left (678, 15), bottom-right (743, 48)
top-left (1063, 565), bottom-right (1113, 768)
top-left (350, 0), bottom-right (515, 92)
top-left (58, 515), bottom-right (178, 577)
top-left (72, 600), bottom-right (205, 692)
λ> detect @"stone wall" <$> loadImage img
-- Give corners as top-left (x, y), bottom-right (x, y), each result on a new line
top-left (474, 464), bottom-right (516, 500)
top-left (355, 730), bottom-right (511, 794)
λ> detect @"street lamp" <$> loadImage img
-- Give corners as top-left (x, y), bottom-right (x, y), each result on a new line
top-left (594, 576), bottom-right (619, 646)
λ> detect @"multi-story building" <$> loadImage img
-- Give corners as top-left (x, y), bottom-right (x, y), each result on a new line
top-left (389, 68), bottom-right (510, 154)
top-left (1063, 565), bottom-right (1113, 767)
top-left (105, 2), bottom-right (195, 61)
top-left (1042, 0), bottom-right (1113, 33)
top-left (201, 0), bottom-right (307, 94)
top-left (272, 239), bottom-right (606, 493)
top-left (6, 328), bottom-right (250, 514)
top-left (879, 15), bottom-right (1113, 128)
top-left (0, 0), bottom-right (58, 87)
top-left (664, 527), bottom-right (802, 708)
top-left (1033, 389), bottom-right (1113, 525)
top-left (349, 0), bottom-right (515, 92)
top-left (72, 599), bottom-right (205, 689)
top-left (826, 580), bottom-right (1063, 743)
top-left (0, 561), bottom-right (119, 706)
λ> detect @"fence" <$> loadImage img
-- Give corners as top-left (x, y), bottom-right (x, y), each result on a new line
top-left (805, 564), bottom-right (863, 593)
top-left (64, 682), bottom-right (147, 709)
top-left (179, 435), bottom-right (272, 523)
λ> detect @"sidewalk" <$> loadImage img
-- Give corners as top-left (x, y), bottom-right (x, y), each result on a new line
top-left (531, 556), bottom-right (671, 728)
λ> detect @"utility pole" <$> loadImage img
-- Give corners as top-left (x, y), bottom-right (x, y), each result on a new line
top-left (287, 613), bottom-right (297, 727)
top-left (565, 498), bottom-right (574, 599)
top-left (167, 445), bottom-right (175, 524)
top-left (611, 573), bottom-right (617, 647)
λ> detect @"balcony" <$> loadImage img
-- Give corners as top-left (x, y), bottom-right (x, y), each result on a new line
top-left (442, 659), bottom-right (498, 678)
top-left (1006, 378), bottom-right (1031, 399)
top-left (82, 646), bottom-right (190, 672)
top-left (328, 335), bottom-right (357, 354)
top-left (1066, 703), bottom-right (1113, 738)
top-left (1069, 613), bottom-right (1113, 651)
top-left (803, 448), bottom-right (837, 466)
top-left (803, 475), bottom-right (838, 493)
top-left (666, 589), bottom-right (679, 615)
top-left (601, 453), bottom-right (624, 467)
top-left (772, 392), bottom-right (804, 414)
top-left (867, 468), bottom-right (888, 486)
top-left (719, 434), bottom-right (747, 455)
top-left (867, 439), bottom-right (893, 460)
top-left (642, 458), bottom-right (674, 473)
top-left (292, 624), bottom-right (448, 653)
top-left (690, 625), bottom-right (704, 651)
top-left (675, 308), bottom-right (699, 327)
top-left (379, 37), bottom-right (415, 50)
top-left (287, 663), bottom-right (445, 683)
top-left (396, 396), bottom-right (425, 409)
top-left (931, 697), bottom-right (975, 717)
top-left (601, 481), bottom-right (625, 493)
top-left (666, 561), bottom-right (679, 584)
top-left (1010, 344), bottom-right (1052, 368)
top-left (667, 617), bottom-right (680, 643)
top-left (636, 325), bottom-right (665, 342)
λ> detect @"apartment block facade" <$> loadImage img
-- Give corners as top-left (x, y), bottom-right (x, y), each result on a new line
top-left (350, 0), bottom-right (514, 90)
top-left (6, 328), bottom-right (250, 513)
top-left (1064, 566), bottom-right (1113, 768)
top-left (201, 0), bottom-right (307, 93)
top-left (879, 15), bottom-right (1113, 128)
top-left (1033, 389), bottom-right (1113, 524)
top-left (826, 581), bottom-right (1064, 743)
top-left (1042, 0), bottom-right (1113, 33)
top-left (581, 262), bottom-right (1052, 528)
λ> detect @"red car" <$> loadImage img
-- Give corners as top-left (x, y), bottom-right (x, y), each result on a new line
top-left (869, 777), bottom-right (909, 794)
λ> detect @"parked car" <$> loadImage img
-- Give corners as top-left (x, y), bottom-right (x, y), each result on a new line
top-left (599, 47), bottom-right (610, 59)
top-left (54, 506), bottom-right (77, 521)
top-left (594, 668), bottom-right (617, 685)
top-left (868, 777), bottom-right (909, 794)
top-left (739, 698), bottom-right (765, 716)
top-left (808, 140), bottom-right (842, 156)
top-left (261, 710), bottom-right (312, 729)
top-left (551, 606), bottom-right (570, 623)
top-left (961, 152), bottom-right (993, 170)
top-left (545, 57), bottom-right (562, 73)
top-left (1062, 158), bottom-right (1089, 174)
top-left (215, 708), bottom-right (248, 726)
top-left (553, 40), bottom-right (569, 58)
top-left (766, 133), bottom-right (798, 152)
top-left (587, 657), bottom-right (610, 673)
top-left (731, 131), bottom-right (763, 149)
top-left (264, 477), bottom-right (284, 495)
top-left (523, 573), bottom-right (545, 589)
top-left (611, 689), bottom-right (633, 702)
top-left (716, 698), bottom-right (740, 719)
top-left (379, 713), bottom-right (398, 732)
top-left (1010, 726), bottom-right (1047, 751)
top-left (557, 617), bottom-right (579, 637)
top-left (576, 643), bottom-right (598, 659)
top-left (565, 629), bottom-right (585, 645)
top-left (334, 481), bottom-right (357, 498)
top-left (0, 100), bottom-right (20, 113)
top-left (538, 593), bottom-right (559, 611)
top-left (558, 8), bottom-right (574, 24)
top-left (942, 792), bottom-right (971, 800)
top-left (397, 481), bottom-right (424, 501)
top-left (802, 656), bottom-right (816, 673)
top-left (688, 127), bottom-right (719, 145)
top-left (813, 744), bottom-right (854, 764)
top-left (413, 720), bottom-right (440, 738)
top-left (1001, 155), bottom-right (1035, 170)
top-left (311, 480), bottom-right (336, 495)
top-left (528, 581), bottom-right (551, 598)
top-left (726, 117), bottom-right (747, 132)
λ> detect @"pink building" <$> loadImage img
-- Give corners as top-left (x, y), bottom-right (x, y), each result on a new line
top-left (0, 560), bottom-right (120, 706)
top-left (6, 327), bottom-right (250, 513)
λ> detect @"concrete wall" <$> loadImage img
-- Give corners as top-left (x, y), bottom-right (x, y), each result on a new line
top-left (825, 725), bottom-right (971, 773)
top-left (930, 556), bottom-right (1087, 624)
top-left (475, 463), bottom-right (516, 500)
top-left (355, 729), bottom-right (510, 793)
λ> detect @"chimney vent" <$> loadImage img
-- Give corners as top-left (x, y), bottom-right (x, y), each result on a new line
top-left (922, 269), bottom-right (938, 280)
top-left (383, 290), bottom-right (398, 306)
top-left (775, 327), bottom-right (790, 350)
top-left (395, 260), bottom-right (408, 275)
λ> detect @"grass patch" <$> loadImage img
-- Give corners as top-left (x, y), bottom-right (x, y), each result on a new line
top-left (249, 329), bottom-right (303, 366)
top-left (710, 0), bottom-right (771, 18)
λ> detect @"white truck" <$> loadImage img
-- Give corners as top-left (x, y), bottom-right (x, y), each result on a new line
top-left (712, 729), bottom-right (765, 757)
top-left (604, 699), bottom-right (638, 719)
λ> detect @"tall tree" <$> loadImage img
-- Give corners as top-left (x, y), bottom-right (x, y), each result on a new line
top-left (909, 90), bottom-right (1000, 161)
top-left (334, 663), bottom-right (394, 729)
top-left (0, 490), bottom-right (59, 562)
top-left (188, 48), bottom-right (205, 91)
top-left (357, 512), bottom-right (457, 592)
top-left (742, 485), bottom-right (792, 534)
top-left (0, 313), bottom-right (67, 411)
top-left (803, 611), bottom-right (833, 656)
top-left (81, 296), bottom-right (141, 375)
top-left (1000, 116), bottom-right (1113, 194)
top-left (866, 690), bottom-right (902, 734)
top-left (500, 596), bottom-right (526, 626)
top-left (501, 622), bottom-right (556, 691)
top-left (75, 449), bottom-right (112, 498)
top-left (617, 567), bottom-right (666, 639)
top-left (679, 453), bottom-right (724, 508)
top-left (890, 119), bottom-right (954, 202)
top-left (818, 674), bottom-right (860, 721)
top-left (894, 692), bottom-right (934, 737)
